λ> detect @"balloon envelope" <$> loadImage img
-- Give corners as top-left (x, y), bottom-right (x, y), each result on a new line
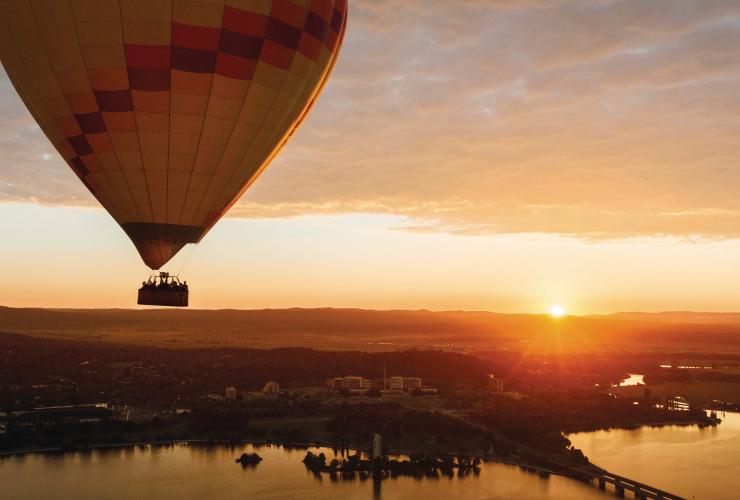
top-left (0, 0), bottom-right (347, 269)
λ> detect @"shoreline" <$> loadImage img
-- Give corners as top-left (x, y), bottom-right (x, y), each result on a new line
top-left (565, 421), bottom-right (714, 435)
top-left (1, 413), bottom-right (722, 460)
top-left (0, 436), bottom-right (485, 461)
top-left (564, 415), bottom-right (723, 436)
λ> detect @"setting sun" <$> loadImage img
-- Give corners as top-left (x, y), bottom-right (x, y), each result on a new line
top-left (549, 304), bottom-right (566, 318)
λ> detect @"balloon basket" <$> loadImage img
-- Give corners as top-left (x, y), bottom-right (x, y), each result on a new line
top-left (137, 272), bottom-right (189, 307)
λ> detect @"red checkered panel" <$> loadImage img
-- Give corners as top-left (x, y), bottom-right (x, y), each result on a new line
top-left (0, 0), bottom-right (347, 269)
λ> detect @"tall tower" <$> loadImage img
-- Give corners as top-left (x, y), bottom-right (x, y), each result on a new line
top-left (372, 433), bottom-right (382, 459)
top-left (383, 363), bottom-right (387, 390)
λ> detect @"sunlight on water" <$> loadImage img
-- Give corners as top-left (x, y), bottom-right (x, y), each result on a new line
top-left (0, 444), bottom-right (610, 500)
top-left (618, 373), bottom-right (645, 387)
top-left (569, 411), bottom-right (740, 499)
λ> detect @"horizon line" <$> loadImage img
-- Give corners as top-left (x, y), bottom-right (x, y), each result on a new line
top-left (3, 304), bottom-right (740, 316)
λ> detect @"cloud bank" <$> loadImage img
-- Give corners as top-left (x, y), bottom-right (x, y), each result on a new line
top-left (1, 0), bottom-right (739, 238)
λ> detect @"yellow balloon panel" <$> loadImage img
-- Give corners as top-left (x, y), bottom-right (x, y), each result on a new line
top-left (0, 0), bottom-right (347, 269)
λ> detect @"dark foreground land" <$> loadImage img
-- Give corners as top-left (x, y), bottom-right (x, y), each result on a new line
top-left (0, 331), bottom-right (727, 474)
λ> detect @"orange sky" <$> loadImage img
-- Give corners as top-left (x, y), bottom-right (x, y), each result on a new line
top-left (1, 1), bottom-right (740, 311)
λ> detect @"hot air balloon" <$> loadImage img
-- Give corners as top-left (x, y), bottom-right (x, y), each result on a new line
top-left (0, 0), bottom-right (347, 306)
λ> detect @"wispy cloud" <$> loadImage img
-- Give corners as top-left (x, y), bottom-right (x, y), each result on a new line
top-left (1, 0), bottom-right (739, 238)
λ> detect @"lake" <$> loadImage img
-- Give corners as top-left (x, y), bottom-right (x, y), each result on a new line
top-left (618, 373), bottom-right (645, 387)
top-left (569, 411), bottom-right (740, 500)
top-left (3, 413), bottom-right (738, 499)
top-left (0, 443), bottom-right (608, 500)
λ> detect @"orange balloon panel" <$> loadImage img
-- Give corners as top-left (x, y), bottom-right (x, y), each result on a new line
top-left (0, 0), bottom-right (347, 269)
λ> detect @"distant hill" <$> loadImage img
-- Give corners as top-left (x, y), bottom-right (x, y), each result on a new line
top-left (1, 306), bottom-right (739, 353)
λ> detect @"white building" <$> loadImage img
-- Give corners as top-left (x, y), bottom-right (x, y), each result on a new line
top-left (225, 386), bottom-right (238, 400)
top-left (388, 376), bottom-right (405, 390)
top-left (343, 376), bottom-right (371, 390)
top-left (263, 381), bottom-right (280, 394)
top-left (388, 376), bottom-right (423, 392)
top-left (326, 376), bottom-right (372, 391)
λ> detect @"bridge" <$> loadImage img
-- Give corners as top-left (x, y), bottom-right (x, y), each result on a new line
top-left (482, 455), bottom-right (686, 499)
top-left (580, 467), bottom-right (685, 499)
top-left (431, 407), bottom-right (686, 499)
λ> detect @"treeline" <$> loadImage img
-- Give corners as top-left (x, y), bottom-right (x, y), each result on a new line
top-left (0, 332), bottom-right (492, 411)
top-left (327, 406), bottom-right (479, 443)
top-left (472, 389), bottom-right (713, 438)
top-left (0, 419), bottom-right (146, 451)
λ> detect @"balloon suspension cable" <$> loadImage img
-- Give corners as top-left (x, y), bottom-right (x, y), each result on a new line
top-left (174, 243), bottom-right (197, 277)
top-left (143, 263), bottom-right (156, 279)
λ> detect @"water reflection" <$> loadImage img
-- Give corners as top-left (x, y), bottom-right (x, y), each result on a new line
top-left (569, 411), bottom-right (740, 499)
top-left (617, 373), bottom-right (644, 386)
top-left (0, 442), bottom-right (609, 499)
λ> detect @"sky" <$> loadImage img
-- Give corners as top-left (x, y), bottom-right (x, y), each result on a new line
top-left (1, 0), bottom-right (740, 312)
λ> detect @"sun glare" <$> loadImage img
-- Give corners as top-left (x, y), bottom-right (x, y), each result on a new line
top-left (549, 304), bottom-right (566, 318)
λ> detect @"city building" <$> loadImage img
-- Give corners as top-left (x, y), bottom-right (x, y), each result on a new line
top-left (263, 381), bottom-right (280, 394)
top-left (236, 381), bottom-right (282, 400)
top-left (344, 376), bottom-right (372, 390)
top-left (488, 375), bottom-right (504, 393)
top-left (372, 433), bottom-right (383, 459)
top-left (388, 376), bottom-right (424, 392)
top-left (326, 378), bottom-right (342, 391)
top-left (225, 386), bottom-right (238, 400)
top-left (327, 375), bottom-right (436, 395)
top-left (326, 376), bottom-right (372, 392)
top-left (403, 377), bottom-right (422, 391)
top-left (388, 376), bottom-right (405, 391)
